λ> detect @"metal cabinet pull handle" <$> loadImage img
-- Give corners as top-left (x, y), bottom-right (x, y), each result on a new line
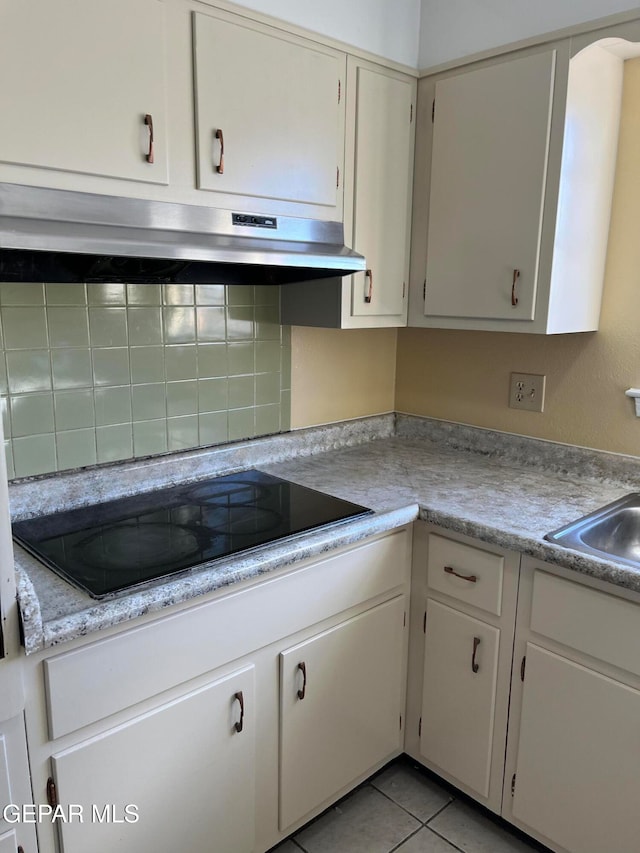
top-left (472, 636), bottom-right (481, 673)
top-left (512, 268), bottom-right (520, 306)
top-left (297, 661), bottom-right (307, 700)
top-left (46, 776), bottom-right (58, 808)
top-left (444, 565), bottom-right (477, 583)
top-left (365, 269), bottom-right (373, 303)
top-left (144, 114), bottom-right (154, 164)
top-left (215, 128), bottom-right (225, 174)
top-left (234, 691), bottom-right (244, 733)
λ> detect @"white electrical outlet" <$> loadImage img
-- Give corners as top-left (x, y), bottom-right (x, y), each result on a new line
top-left (509, 372), bottom-right (546, 412)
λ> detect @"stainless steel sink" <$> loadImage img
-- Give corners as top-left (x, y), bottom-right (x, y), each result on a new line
top-left (546, 493), bottom-right (640, 567)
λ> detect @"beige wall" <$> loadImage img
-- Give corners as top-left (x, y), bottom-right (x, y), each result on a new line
top-left (291, 327), bottom-right (397, 428)
top-left (395, 57), bottom-right (640, 456)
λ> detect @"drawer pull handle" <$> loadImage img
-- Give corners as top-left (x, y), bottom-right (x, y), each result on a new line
top-left (144, 114), bottom-right (154, 164)
top-left (234, 691), bottom-right (244, 733)
top-left (215, 128), bottom-right (225, 174)
top-left (365, 269), bottom-right (373, 303)
top-left (444, 565), bottom-right (477, 583)
top-left (512, 268), bottom-right (520, 306)
top-left (472, 636), bottom-right (481, 673)
top-left (297, 661), bottom-right (307, 700)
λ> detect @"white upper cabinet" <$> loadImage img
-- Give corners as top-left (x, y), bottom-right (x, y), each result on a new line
top-left (346, 60), bottom-right (414, 325)
top-left (409, 37), bottom-right (625, 334)
top-left (192, 9), bottom-right (345, 220)
top-left (0, 0), bottom-right (169, 186)
top-left (425, 51), bottom-right (555, 323)
top-left (280, 57), bottom-right (415, 328)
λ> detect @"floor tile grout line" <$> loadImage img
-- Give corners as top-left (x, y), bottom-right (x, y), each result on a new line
top-left (424, 796), bottom-right (456, 826)
top-left (370, 778), bottom-right (456, 828)
top-left (368, 781), bottom-right (427, 824)
top-left (426, 823), bottom-right (471, 853)
top-left (387, 824), bottom-right (425, 853)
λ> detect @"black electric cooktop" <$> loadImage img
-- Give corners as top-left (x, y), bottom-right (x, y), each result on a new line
top-left (12, 470), bottom-right (372, 600)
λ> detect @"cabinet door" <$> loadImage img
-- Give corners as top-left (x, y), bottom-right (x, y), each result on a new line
top-left (349, 64), bottom-right (414, 323)
top-left (279, 596), bottom-right (405, 830)
top-left (51, 666), bottom-right (255, 853)
top-left (193, 11), bottom-right (344, 218)
top-left (512, 643), bottom-right (640, 853)
top-left (420, 599), bottom-right (499, 798)
top-left (0, 831), bottom-right (18, 853)
top-left (424, 51), bottom-right (555, 321)
top-left (0, 716), bottom-right (38, 853)
top-left (0, 0), bottom-right (169, 185)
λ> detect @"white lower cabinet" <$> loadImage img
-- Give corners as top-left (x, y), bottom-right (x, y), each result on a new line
top-left (504, 562), bottom-right (640, 853)
top-left (50, 666), bottom-right (255, 853)
top-left (511, 644), bottom-right (640, 853)
top-left (420, 600), bottom-right (499, 799)
top-left (405, 523), bottom-right (519, 815)
top-left (0, 831), bottom-right (17, 853)
top-left (23, 528), bottom-right (410, 853)
top-left (279, 595), bottom-right (405, 830)
top-left (407, 528), bottom-right (640, 853)
top-left (0, 715), bottom-right (37, 853)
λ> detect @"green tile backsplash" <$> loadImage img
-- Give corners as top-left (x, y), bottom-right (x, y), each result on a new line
top-left (0, 283), bottom-right (290, 478)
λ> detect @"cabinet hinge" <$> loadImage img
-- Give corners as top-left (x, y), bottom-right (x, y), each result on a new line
top-left (511, 773), bottom-right (516, 797)
top-left (399, 714), bottom-right (403, 730)
top-left (432, 98), bottom-right (435, 123)
top-left (422, 610), bottom-right (427, 633)
top-left (47, 776), bottom-right (59, 809)
top-left (410, 103), bottom-right (413, 123)
top-left (403, 611), bottom-right (406, 628)
top-left (520, 655), bottom-right (526, 682)
top-left (336, 166), bottom-right (340, 188)
top-left (402, 281), bottom-right (406, 299)
top-left (423, 279), bottom-right (426, 301)
top-left (418, 716), bottom-right (422, 737)
top-left (338, 79), bottom-right (341, 104)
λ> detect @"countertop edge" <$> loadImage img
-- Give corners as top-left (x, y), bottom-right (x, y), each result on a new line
top-left (23, 504), bottom-right (419, 654)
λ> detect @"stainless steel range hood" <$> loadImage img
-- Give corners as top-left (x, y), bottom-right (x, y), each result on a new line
top-left (0, 183), bottom-right (365, 284)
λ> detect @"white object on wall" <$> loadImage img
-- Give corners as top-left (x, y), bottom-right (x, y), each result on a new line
top-left (419, 0), bottom-right (640, 68)
top-left (625, 388), bottom-right (640, 415)
top-left (232, 0), bottom-right (421, 67)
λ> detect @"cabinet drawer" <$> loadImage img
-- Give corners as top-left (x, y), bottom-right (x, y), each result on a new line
top-left (45, 529), bottom-right (409, 739)
top-left (428, 534), bottom-right (504, 615)
top-left (531, 570), bottom-right (640, 677)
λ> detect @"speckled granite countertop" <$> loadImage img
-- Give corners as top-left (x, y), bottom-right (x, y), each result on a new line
top-left (12, 413), bottom-right (640, 654)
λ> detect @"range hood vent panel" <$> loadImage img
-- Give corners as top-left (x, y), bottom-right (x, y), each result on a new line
top-left (0, 184), bottom-right (365, 285)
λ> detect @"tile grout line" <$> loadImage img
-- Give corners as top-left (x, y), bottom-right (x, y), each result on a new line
top-left (370, 779), bottom-right (465, 853)
top-left (423, 798), bottom-right (471, 853)
top-left (387, 824), bottom-right (424, 853)
top-left (424, 797), bottom-right (456, 826)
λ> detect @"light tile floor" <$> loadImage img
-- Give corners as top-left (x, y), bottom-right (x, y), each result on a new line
top-left (271, 759), bottom-right (551, 853)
